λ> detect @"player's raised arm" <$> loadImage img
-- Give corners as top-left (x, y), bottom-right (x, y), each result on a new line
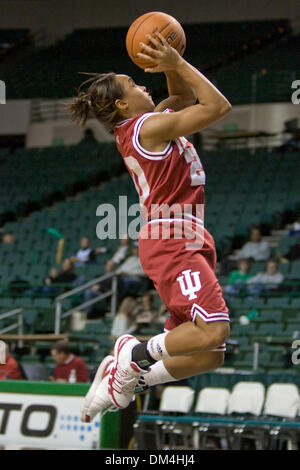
top-left (154, 69), bottom-right (197, 112)
top-left (137, 32), bottom-right (232, 146)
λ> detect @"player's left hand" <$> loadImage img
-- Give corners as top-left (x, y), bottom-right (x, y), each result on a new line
top-left (137, 31), bottom-right (183, 73)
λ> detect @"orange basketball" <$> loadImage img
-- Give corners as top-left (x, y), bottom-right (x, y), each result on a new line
top-left (126, 12), bottom-right (186, 69)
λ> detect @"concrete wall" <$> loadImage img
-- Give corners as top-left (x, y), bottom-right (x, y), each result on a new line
top-left (204, 101), bottom-right (300, 148)
top-left (0, 100), bottom-right (31, 135)
top-left (26, 118), bottom-right (114, 147)
top-left (1, 0), bottom-right (299, 43)
top-left (1, 97), bottom-right (300, 147)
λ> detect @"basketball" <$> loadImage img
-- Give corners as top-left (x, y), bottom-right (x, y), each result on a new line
top-left (126, 11), bottom-right (186, 69)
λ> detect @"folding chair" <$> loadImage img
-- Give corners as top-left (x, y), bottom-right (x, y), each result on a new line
top-left (263, 383), bottom-right (299, 450)
top-left (155, 386), bottom-right (195, 450)
top-left (192, 387), bottom-right (230, 450)
top-left (228, 382), bottom-right (265, 450)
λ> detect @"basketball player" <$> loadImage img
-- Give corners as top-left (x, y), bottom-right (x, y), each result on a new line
top-left (69, 32), bottom-right (232, 421)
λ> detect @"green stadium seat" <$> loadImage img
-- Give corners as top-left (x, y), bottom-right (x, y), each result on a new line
top-left (256, 323), bottom-right (282, 336)
top-left (266, 298), bottom-right (290, 308)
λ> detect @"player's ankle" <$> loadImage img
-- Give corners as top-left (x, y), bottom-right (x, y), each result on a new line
top-left (132, 332), bottom-right (171, 369)
top-left (131, 342), bottom-right (156, 370)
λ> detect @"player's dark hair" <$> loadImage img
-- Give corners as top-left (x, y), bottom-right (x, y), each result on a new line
top-left (52, 340), bottom-right (72, 355)
top-left (68, 72), bottom-right (124, 131)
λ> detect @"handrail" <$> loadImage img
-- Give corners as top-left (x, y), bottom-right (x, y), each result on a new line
top-left (0, 308), bottom-right (23, 347)
top-left (54, 272), bottom-right (118, 334)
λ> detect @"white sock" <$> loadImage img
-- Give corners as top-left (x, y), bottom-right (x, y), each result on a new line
top-left (146, 332), bottom-right (170, 361)
top-left (143, 360), bottom-right (177, 387)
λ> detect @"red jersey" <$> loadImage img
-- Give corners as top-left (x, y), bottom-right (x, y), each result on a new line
top-left (52, 355), bottom-right (89, 383)
top-left (114, 109), bottom-right (229, 332)
top-left (0, 356), bottom-right (22, 380)
top-left (114, 109), bottom-right (206, 223)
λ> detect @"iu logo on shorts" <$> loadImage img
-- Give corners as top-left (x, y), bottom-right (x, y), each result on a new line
top-left (176, 269), bottom-right (201, 300)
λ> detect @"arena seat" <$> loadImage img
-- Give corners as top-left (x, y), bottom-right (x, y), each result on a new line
top-left (195, 387), bottom-right (230, 415)
top-left (228, 382), bottom-right (265, 416)
top-left (0, 20), bottom-right (290, 101)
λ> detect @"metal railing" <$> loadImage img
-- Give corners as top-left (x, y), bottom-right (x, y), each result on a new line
top-left (0, 308), bottom-right (23, 347)
top-left (253, 342), bottom-right (260, 371)
top-left (31, 99), bottom-right (71, 123)
top-left (54, 272), bottom-right (118, 334)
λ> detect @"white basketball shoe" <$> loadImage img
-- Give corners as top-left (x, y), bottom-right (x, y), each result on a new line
top-left (108, 334), bottom-right (147, 409)
top-left (80, 355), bottom-right (118, 422)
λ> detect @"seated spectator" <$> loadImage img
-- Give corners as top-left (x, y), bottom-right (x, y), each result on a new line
top-left (80, 128), bottom-right (97, 145)
top-left (275, 129), bottom-right (300, 153)
top-left (49, 340), bottom-right (89, 383)
top-left (133, 291), bottom-right (156, 327)
top-left (224, 259), bottom-right (253, 297)
top-left (280, 237), bottom-right (300, 262)
top-left (71, 236), bottom-right (106, 267)
top-left (246, 259), bottom-right (284, 295)
top-left (235, 226), bottom-right (271, 261)
top-left (115, 242), bottom-right (147, 301)
top-left (0, 343), bottom-right (22, 380)
top-left (105, 234), bottom-right (131, 273)
top-left (1, 232), bottom-right (16, 244)
top-left (153, 302), bottom-right (170, 326)
top-left (45, 259), bottom-right (78, 285)
top-left (111, 296), bottom-right (137, 337)
top-left (83, 240), bottom-right (145, 315)
top-left (33, 259), bottom-right (85, 296)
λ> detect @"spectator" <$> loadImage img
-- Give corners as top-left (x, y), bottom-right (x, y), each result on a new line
top-left (224, 259), bottom-right (253, 297)
top-left (83, 238), bottom-right (141, 315)
top-left (47, 267), bottom-right (59, 283)
top-left (105, 234), bottom-right (131, 273)
top-left (115, 242), bottom-right (147, 301)
top-left (275, 129), bottom-right (300, 153)
top-left (71, 236), bottom-right (106, 267)
top-left (33, 259), bottom-right (85, 296)
top-left (80, 128), bottom-right (97, 145)
top-left (134, 291), bottom-right (156, 326)
top-left (280, 237), bottom-right (300, 262)
top-left (0, 343), bottom-right (22, 380)
top-left (49, 341), bottom-right (89, 383)
top-left (246, 259), bottom-right (284, 295)
top-left (111, 296), bottom-right (137, 337)
top-left (235, 226), bottom-right (271, 261)
top-left (153, 302), bottom-right (170, 326)
top-left (1, 232), bottom-right (16, 244)
top-left (45, 259), bottom-right (77, 285)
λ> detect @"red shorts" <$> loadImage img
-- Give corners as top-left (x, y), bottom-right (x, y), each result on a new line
top-left (139, 220), bottom-right (229, 351)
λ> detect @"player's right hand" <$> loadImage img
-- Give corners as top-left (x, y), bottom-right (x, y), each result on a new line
top-left (137, 31), bottom-right (184, 73)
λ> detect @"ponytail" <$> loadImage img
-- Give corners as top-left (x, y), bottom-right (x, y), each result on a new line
top-left (68, 91), bottom-right (91, 127)
top-left (68, 72), bottom-right (124, 131)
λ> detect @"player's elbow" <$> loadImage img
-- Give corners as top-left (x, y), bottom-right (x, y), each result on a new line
top-left (211, 100), bottom-right (232, 119)
top-left (219, 99), bottom-right (232, 116)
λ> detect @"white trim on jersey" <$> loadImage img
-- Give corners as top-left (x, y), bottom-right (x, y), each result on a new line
top-left (191, 303), bottom-right (230, 323)
top-left (132, 112), bottom-right (173, 161)
top-left (115, 118), bottom-right (133, 128)
top-left (147, 214), bottom-right (204, 226)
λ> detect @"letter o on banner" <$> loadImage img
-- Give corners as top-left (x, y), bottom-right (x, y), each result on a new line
top-left (21, 405), bottom-right (57, 437)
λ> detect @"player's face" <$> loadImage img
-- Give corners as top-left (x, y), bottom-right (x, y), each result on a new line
top-left (115, 74), bottom-right (155, 116)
